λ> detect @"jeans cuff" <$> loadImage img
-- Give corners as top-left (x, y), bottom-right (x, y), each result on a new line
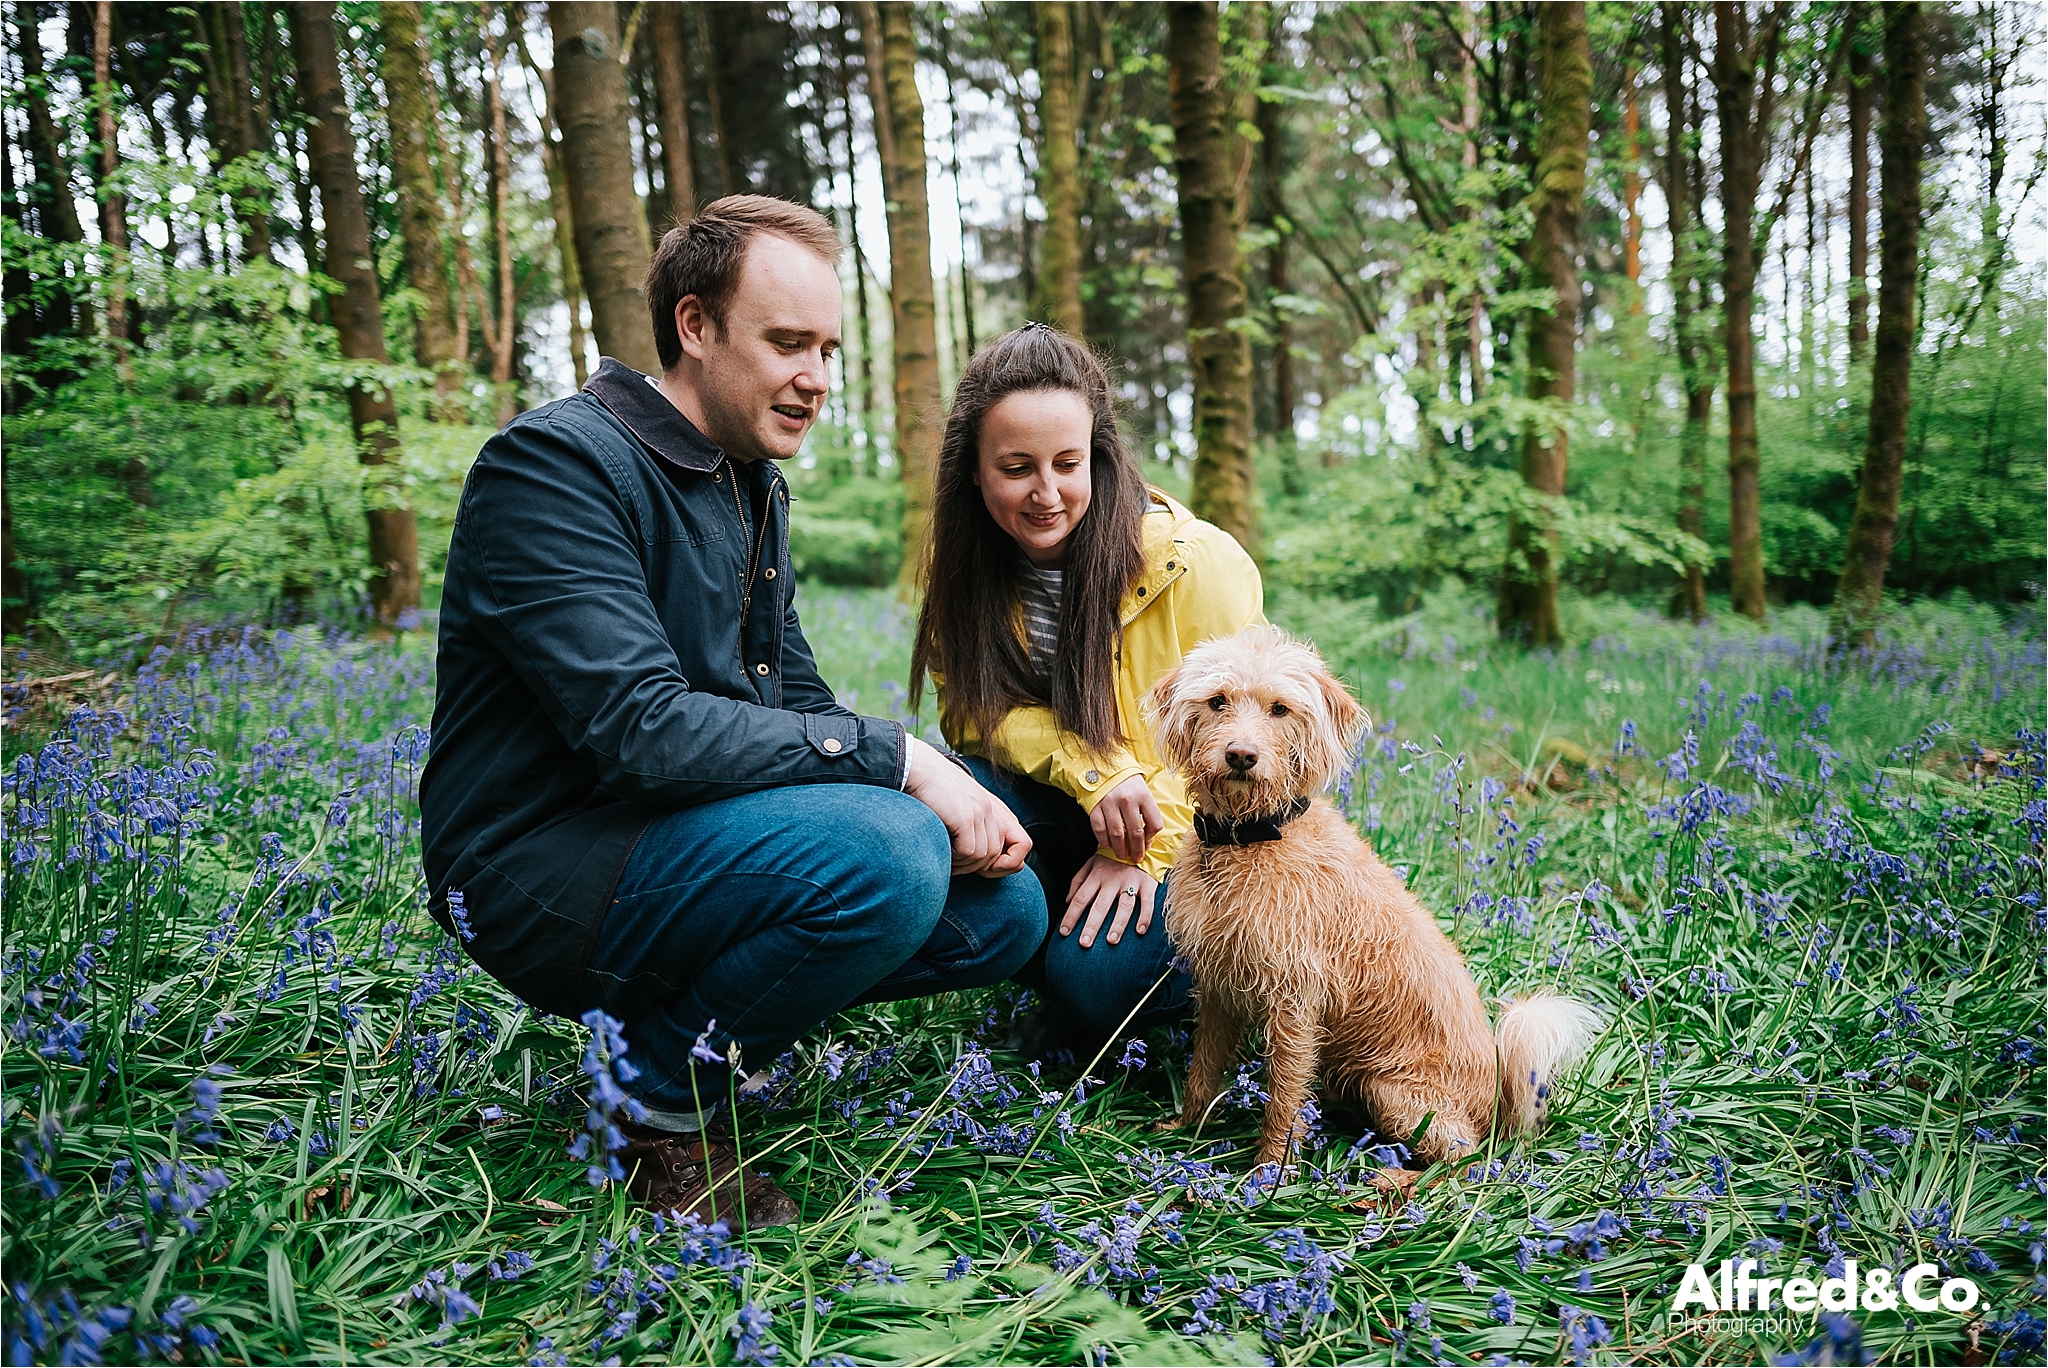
top-left (636, 1100), bottom-right (714, 1133)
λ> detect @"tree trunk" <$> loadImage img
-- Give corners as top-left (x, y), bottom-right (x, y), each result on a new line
top-left (548, 2), bottom-right (659, 374)
top-left (936, 36), bottom-right (977, 363)
top-left (2, 484), bottom-right (27, 636)
top-left (485, 9), bottom-right (518, 425)
top-left (15, 8), bottom-right (82, 348)
top-left (1258, 86), bottom-right (1293, 438)
top-left (832, 19), bottom-right (877, 440)
top-left (1830, 2), bottom-right (1924, 646)
top-left (859, 0), bottom-right (943, 586)
top-left (17, 10), bottom-right (85, 247)
top-left (1033, 0), bottom-right (1084, 335)
top-left (1497, 1), bottom-right (1589, 647)
top-left (1166, 1), bottom-right (1257, 554)
top-left (648, 2), bottom-right (696, 226)
top-left (512, 25), bottom-right (590, 390)
top-left (205, 1), bottom-right (272, 260)
top-left (1461, 2), bottom-right (1487, 402)
top-left (626, 34), bottom-right (663, 235)
top-left (91, 1), bottom-right (133, 372)
top-left (1662, 1), bottom-right (1709, 624)
top-left (288, 0), bottom-right (421, 625)
top-left (696, 7), bottom-right (734, 196)
top-left (1713, 0), bottom-right (1770, 623)
top-left (379, 0), bottom-right (461, 413)
top-left (1846, 1), bottom-right (1872, 358)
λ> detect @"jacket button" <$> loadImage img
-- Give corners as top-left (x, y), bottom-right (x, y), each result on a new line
top-left (822, 737), bottom-right (842, 753)
top-left (764, 567), bottom-right (777, 580)
top-left (1136, 587), bottom-right (1146, 596)
top-left (755, 663), bottom-right (770, 676)
top-left (1084, 770), bottom-right (1100, 784)
top-left (1166, 562), bottom-right (1176, 570)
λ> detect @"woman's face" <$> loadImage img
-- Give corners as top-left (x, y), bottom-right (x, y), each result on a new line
top-left (975, 388), bottom-right (1094, 569)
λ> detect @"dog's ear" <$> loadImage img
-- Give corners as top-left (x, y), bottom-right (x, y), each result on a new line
top-left (1147, 664), bottom-right (1194, 768)
top-left (1301, 663), bottom-right (1366, 785)
top-left (1316, 667), bottom-right (1366, 744)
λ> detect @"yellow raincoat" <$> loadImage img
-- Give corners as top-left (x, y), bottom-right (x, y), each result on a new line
top-left (941, 490), bottom-right (1265, 881)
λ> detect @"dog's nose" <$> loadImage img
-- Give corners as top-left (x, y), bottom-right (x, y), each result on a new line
top-left (1225, 745), bottom-right (1259, 773)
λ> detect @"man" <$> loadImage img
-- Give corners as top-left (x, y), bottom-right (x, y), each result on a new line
top-left (421, 196), bottom-right (1044, 1228)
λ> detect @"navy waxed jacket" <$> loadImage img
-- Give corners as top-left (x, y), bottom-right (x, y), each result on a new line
top-left (419, 357), bottom-right (908, 1017)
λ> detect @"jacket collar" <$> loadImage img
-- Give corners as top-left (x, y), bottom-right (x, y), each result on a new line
top-left (583, 356), bottom-right (726, 473)
top-left (1193, 797), bottom-right (1313, 847)
top-left (1119, 489), bottom-right (1198, 626)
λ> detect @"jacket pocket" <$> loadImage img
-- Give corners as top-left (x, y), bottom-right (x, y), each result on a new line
top-left (803, 713), bottom-right (860, 758)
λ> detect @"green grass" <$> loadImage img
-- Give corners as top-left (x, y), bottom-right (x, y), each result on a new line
top-left (2, 588), bottom-right (2042, 1367)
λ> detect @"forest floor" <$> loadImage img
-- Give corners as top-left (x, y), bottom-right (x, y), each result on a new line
top-left (2, 588), bottom-right (2043, 1367)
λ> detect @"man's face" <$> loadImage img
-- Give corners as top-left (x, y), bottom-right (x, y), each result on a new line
top-left (679, 234), bottom-right (842, 463)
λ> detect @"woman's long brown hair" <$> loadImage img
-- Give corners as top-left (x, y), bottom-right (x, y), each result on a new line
top-left (909, 325), bottom-right (1147, 758)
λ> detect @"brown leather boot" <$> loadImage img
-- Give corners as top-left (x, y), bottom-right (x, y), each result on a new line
top-left (616, 1122), bottom-right (799, 1230)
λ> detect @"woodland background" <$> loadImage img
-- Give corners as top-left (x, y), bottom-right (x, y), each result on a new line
top-left (0, 0), bottom-right (2042, 657)
top-left (4, 7), bottom-right (2047, 1367)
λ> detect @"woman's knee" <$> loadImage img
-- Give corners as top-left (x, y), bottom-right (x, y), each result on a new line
top-left (1041, 928), bottom-right (1179, 1036)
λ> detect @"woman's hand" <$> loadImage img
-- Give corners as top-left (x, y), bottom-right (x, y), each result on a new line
top-left (1088, 773), bottom-right (1163, 865)
top-left (1061, 855), bottom-right (1158, 949)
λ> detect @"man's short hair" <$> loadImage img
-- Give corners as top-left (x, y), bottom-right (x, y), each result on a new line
top-left (646, 195), bottom-right (843, 370)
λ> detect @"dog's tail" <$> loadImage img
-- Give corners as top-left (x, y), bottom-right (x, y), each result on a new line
top-left (1494, 994), bottom-right (1602, 1135)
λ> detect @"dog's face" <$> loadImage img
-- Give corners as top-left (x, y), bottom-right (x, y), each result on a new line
top-left (1149, 626), bottom-right (1366, 817)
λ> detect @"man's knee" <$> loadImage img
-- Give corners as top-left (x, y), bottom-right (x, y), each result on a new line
top-left (824, 787), bottom-right (952, 942)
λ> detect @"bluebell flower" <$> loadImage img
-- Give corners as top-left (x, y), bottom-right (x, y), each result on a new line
top-left (446, 888), bottom-right (475, 942)
top-left (570, 1009), bottom-right (649, 1185)
top-left (729, 1302), bottom-right (774, 1359)
top-left (690, 1019), bottom-right (726, 1065)
top-left (1490, 1289), bottom-right (1517, 1324)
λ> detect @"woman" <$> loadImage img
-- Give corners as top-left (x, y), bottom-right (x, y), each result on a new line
top-left (910, 323), bottom-right (1265, 1054)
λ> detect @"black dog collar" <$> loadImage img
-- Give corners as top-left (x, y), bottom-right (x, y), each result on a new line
top-left (1194, 797), bottom-right (1313, 847)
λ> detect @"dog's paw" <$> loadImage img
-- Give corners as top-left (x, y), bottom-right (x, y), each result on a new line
top-left (1151, 1115), bottom-right (1187, 1134)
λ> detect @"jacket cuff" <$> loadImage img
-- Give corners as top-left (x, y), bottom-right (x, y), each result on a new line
top-left (1070, 761), bottom-right (1148, 813)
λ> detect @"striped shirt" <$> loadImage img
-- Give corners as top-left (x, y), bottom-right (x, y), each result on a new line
top-left (1017, 563), bottom-right (1064, 685)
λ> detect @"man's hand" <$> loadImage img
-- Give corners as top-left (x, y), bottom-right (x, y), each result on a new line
top-left (1088, 773), bottom-right (1164, 865)
top-left (903, 736), bottom-right (1032, 876)
top-left (1062, 855), bottom-right (1157, 948)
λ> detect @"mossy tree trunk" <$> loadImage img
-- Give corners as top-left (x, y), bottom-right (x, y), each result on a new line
top-left (379, 0), bottom-right (461, 414)
top-left (510, 24), bottom-right (589, 390)
top-left (648, 3), bottom-right (696, 227)
top-left (548, 1), bottom-right (659, 374)
top-left (858, 1), bottom-right (942, 588)
top-left (483, 11), bottom-right (518, 427)
top-left (1032, 1), bottom-right (1085, 336)
top-left (1830, 2), bottom-right (1925, 646)
top-left (201, 2), bottom-right (271, 260)
top-left (1497, 0), bottom-right (1590, 647)
top-left (1712, 0), bottom-right (1785, 624)
top-left (90, 1), bottom-right (134, 377)
top-left (288, 0), bottom-right (421, 624)
top-left (1662, 1), bottom-right (1711, 624)
top-left (1167, 1), bottom-right (1257, 555)
top-left (1846, 1), bottom-right (1873, 359)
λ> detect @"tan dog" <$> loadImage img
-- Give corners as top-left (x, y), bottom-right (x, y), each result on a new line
top-left (1148, 626), bottom-right (1599, 1169)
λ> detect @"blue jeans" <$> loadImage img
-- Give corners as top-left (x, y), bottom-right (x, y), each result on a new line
top-left (587, 784), bottom-right (1046, 1124)
top-left (957, 756), bottom-right (1192, 1047)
